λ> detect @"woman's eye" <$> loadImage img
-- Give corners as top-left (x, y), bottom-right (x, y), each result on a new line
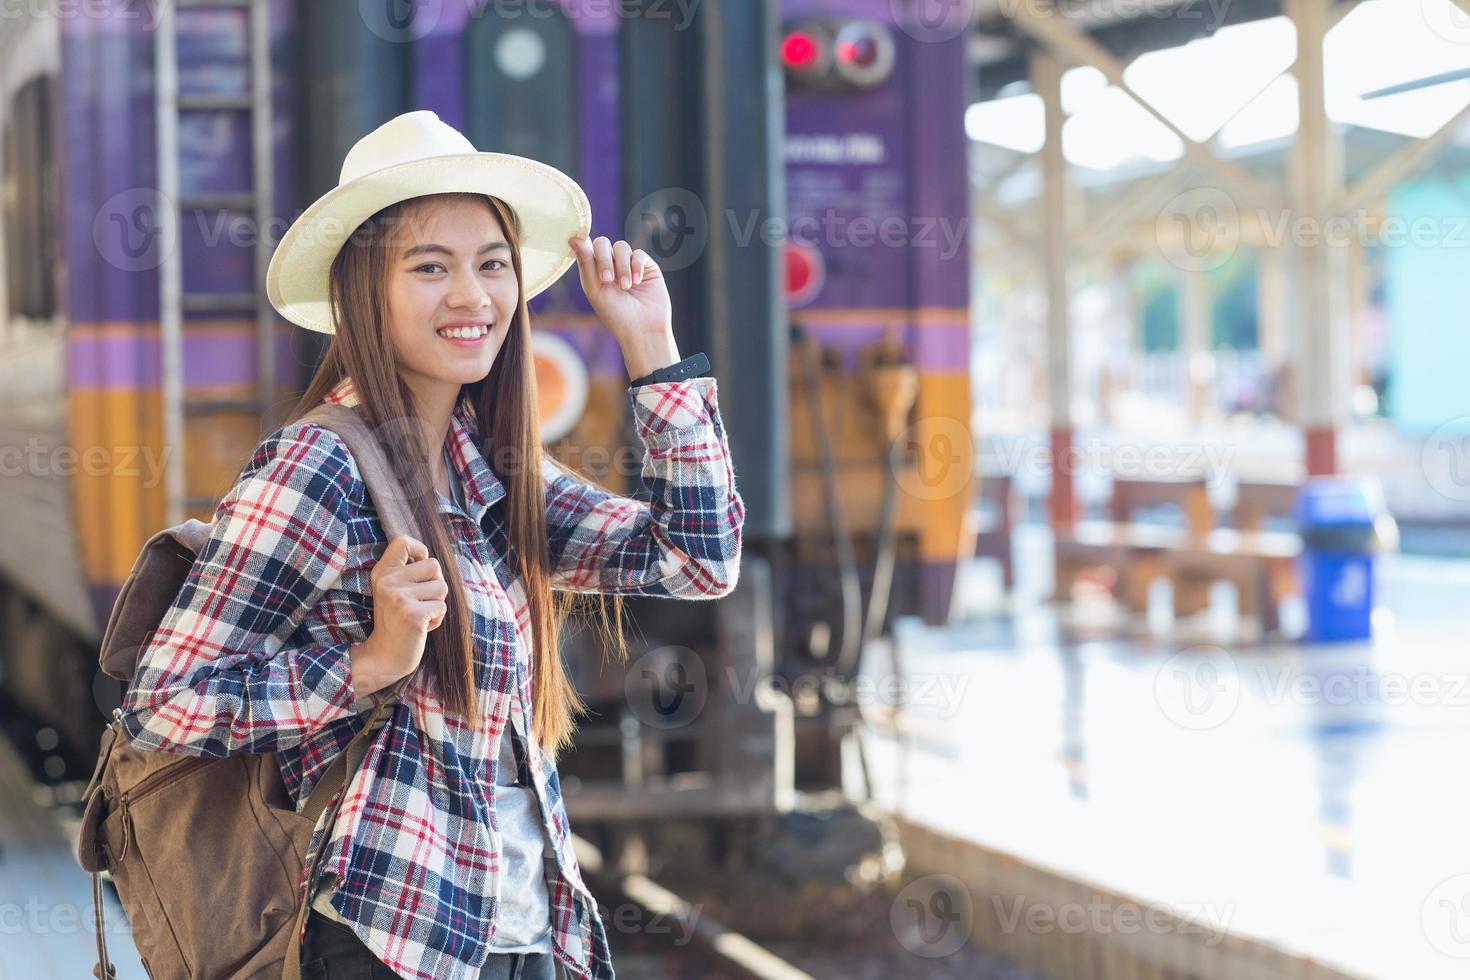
top-left (413, 261), bottom-right (504, 273)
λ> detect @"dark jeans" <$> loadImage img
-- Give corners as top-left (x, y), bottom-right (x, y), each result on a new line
top-left (302, 909), bottom-right (560, 980)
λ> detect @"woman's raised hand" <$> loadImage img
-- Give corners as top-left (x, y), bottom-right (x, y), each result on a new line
top-left (567, 235), bottom-right (673, 345)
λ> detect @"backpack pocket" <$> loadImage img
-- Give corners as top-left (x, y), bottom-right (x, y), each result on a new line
top-left (102, 748), bottom-right (303, 978)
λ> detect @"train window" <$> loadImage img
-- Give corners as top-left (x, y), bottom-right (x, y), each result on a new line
top-left (2, 75), bottom-right (59, 321)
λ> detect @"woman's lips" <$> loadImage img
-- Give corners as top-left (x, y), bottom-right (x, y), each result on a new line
top-left (436, 324), bottom-right (490, 348)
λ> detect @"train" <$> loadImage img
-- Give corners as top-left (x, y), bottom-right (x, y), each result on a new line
top-left (0, 0), bottom-right (974, 833)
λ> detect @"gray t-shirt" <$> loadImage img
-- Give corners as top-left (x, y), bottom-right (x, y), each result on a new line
top-left (450, 452), bottom-right (554, 954)
top-left (488, 728), bottom-right (555, 953)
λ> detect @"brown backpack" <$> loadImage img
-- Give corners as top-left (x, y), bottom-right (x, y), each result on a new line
top-left (76, 403), bottom-right (420, 980)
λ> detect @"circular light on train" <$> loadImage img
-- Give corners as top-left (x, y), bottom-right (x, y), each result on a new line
top-left (785, 243), bottom-right (825, 309)
top-left (494, 27), bottom-right (548, 81)
top-left (781, 31), bottom-right (821, 69)
top-left (837, 36), bottom-right (877, 67)
top-left (780, 21), bottom-right (831, 82)
top-left (832, 20), bottom-right (894, 89)
top-left (531, 331), bottom-right (590, 444)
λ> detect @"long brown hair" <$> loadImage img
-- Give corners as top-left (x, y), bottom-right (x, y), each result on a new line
top-left (287, 191), bottom-right (626, 759)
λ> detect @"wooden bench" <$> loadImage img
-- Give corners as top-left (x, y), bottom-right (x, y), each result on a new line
top-left (1054, 520), bottom-right (1189, 610)
top-left (1054, 475), bottom-right (1304, 635)
top-left (1054, 475), bottom-right (1209, 610)
top-left (1234, 478), bottom-right (1300, 533)
top-left (1109, 477), bottom-right (1213, 537)
top-left (1165, 529), bottom-right (1301, 634)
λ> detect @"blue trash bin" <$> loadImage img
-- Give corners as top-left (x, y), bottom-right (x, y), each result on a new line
top-left (1295, 479), bottom-right (1384, 642)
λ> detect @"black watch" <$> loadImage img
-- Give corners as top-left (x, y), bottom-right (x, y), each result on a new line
top-left (628, 352), bottom-right (710, 389)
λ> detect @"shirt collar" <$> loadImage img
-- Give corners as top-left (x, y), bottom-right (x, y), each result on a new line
top-left (325, 376), bottom-right (507, 522)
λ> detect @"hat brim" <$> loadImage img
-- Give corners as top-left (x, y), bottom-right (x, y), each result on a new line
top-left (266, 153), bottom-right (592, 334)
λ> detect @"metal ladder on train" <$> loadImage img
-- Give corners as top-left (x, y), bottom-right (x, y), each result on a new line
top-left (155, 0), bottom-right (277, 526)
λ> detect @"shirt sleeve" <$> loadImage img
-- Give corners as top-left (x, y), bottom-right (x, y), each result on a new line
top-left (117, 422), bottom-right (377, 757)
top-left (543, 375), bottom-right (745, 598)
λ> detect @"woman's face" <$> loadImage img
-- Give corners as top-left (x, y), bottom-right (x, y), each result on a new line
top-left (386, 196), bottom-right (519, 395)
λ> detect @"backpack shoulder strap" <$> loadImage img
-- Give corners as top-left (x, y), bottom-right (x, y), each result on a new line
top-left (296, 403), bottom-right (423, 545)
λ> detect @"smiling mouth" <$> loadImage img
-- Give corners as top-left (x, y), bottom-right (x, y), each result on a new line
top-left (436, 324), bottom-right (490, 340)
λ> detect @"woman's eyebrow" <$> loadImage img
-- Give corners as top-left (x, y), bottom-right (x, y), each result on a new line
top-left (402, 242), bottom-right (511, 259)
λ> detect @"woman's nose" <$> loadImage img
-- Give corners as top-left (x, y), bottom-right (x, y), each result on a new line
top-left (446, 269), bottom-right (492, 310)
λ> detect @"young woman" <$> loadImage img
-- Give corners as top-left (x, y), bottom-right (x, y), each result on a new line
top-left (118, 111), bottom-right (744, 980)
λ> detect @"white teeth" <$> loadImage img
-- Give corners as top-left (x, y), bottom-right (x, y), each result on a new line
top-left (437, 325), bottom-right (488, 339)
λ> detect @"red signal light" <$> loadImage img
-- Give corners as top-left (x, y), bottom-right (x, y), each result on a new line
top-left (782, 18), bottom-right (894, 91)
top-left (781, 32), bottom-right (820, 70)
top-left (785, 243), bottom-right (824, 308)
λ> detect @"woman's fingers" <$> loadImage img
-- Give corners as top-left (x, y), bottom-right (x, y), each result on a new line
top-left (593, 236), bottom-right (614, 283)
top-left (386, 534), bottom-right (429, 565)
top-left (569, 235), bottom-right (599, 291)
top-left (612, 240), bottom-right (633, 289)
top-left (568, 235), bottom-right (645, 290)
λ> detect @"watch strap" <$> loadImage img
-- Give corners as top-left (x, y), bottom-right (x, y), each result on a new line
top-left (628, 351), bottom-right (710, 388)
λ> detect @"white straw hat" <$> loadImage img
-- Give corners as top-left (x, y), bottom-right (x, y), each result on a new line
top-left (266, 109), bottom-right (591, 334)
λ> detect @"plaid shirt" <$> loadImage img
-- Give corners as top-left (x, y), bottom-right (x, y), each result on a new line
top-left (118, 373), bottom-right (744, 980)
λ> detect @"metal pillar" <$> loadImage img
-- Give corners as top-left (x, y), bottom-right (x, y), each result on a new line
top-left (1032, 47), bottom-right (1075, 528)
top-left (1182, 270), bottom-right (1211, 423)
top-left (1288, 0), bottom-right (1346, 475)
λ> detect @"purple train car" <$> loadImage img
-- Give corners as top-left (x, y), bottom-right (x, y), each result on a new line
top-left (0, 0), bottom-right (972, 812)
